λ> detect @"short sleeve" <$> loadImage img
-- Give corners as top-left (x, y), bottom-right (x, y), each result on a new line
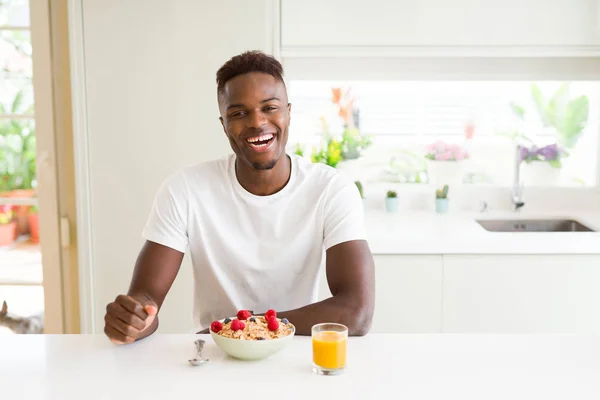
top-left (322, 172), bottom-right (368, 250)
top-left (141, 171), bottom-right (189, 253)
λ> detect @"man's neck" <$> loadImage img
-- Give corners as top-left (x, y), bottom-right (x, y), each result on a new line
top-left (235, 154), bottom-right (291, 196)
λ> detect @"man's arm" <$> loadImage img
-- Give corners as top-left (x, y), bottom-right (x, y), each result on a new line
top-left (104, 241), bottom-right (184, 344)
top-left (276, 239), bottom-right (375, 336)
top-left (197, 240), bottom-right (375, 336)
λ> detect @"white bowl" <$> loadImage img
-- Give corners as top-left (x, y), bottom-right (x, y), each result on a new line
top-left (210, 318), bottom-right (295, 361)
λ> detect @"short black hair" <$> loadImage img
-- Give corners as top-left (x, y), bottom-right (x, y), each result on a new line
top-left (216, 50), bottom-right (285, 95)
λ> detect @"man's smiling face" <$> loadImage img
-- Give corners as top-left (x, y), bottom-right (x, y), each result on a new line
top-left (219, 72), bottom-right (291, 171)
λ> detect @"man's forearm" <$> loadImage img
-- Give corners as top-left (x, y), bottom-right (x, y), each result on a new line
top-left (277, 293), bottom-right (373, 336)
top-left (197, 296), bottom-right (371, 336)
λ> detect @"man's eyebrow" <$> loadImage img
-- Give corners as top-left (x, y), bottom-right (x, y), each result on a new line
top-left (226, 103), bottom-right (244, 110)
top-left (226, 97), bottom-right (280, 110)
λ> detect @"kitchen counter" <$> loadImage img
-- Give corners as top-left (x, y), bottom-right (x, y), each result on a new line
top-left (2, 334), bottom-right (600, 399)
top-left (365, 210), bottom-right (600, 254)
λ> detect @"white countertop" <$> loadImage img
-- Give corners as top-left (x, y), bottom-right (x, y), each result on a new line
top-left (365, 210), bottom-right (600, 254)
top-left (2, 334), bottom-right (600, 399)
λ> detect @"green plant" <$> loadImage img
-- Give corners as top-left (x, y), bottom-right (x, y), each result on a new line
top-left (531, 83), bottom-right (588, 149)
top-left (0, 205), bottom-right (14, 225)
top-left (386, 190), bottom-right (397, 198)
top-left (340, 127), bottom-right (372, 160)
top-left (435, 185), bottom-right (449, 199)
top-left (311, 138), bottom-right (343, 168)
top-left (0, 90), bottom-right (36, 191)
top-left (293, 143), bottom-right (304, 157)
top-left (354, 181), bottom-right (364, 198)
top-left (29, 205), bottom-right (38, 214)
top-left (508, 83), bottom-right (589, 151)
top-left (383, 149), bottom-right (427, 184)
top-left (311, 87), bottom-right (373, 168)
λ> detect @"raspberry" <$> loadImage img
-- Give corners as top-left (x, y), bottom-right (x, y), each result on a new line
top-left (264, 309), bottom-right (277, 320)
top-left (267, 316), bottom-right (279, 331)
top-left (210, 321), bottom-right (223, 333)
top-left (237, 310), bottom-right (252, 320)
top-left (231, 319), bottom-right (245, 331)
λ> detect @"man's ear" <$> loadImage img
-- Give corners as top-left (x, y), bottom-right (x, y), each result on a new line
top-left (219, 116), bottom-right (227, 135)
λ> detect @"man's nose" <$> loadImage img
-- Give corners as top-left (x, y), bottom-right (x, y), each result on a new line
top-left (247, 110), bottom-right (267, 129)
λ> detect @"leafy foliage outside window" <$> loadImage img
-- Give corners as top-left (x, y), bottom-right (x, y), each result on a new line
top-left (0, 91), bottom-right (36, 192)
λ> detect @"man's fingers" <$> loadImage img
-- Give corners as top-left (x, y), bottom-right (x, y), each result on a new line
top-left (105, 313), bottom-right (141, 339)
top-left (106, 302), bottom-right (146, 331)
top-left (104, 324), bottom-right (134, 344)
top-left (143, 304), bottom-right (158, 316)
top-left (115, 295), bottom-right (148, 320)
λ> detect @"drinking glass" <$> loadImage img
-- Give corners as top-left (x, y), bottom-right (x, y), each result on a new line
top-left (311, 323), bottom-right (348, 375)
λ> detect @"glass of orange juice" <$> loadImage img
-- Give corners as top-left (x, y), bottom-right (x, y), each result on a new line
top-left (312, 323), bottom-right (348, 375)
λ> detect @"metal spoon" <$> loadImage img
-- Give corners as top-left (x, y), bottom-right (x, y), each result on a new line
top-left (188, 339), bottom-right (209, 366)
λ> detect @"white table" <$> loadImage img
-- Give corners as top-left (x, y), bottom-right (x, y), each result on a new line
top-left (2, 334), bottom-right (600, 399)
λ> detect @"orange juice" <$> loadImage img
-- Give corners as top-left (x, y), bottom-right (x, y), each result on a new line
top-left (312, 330), bottom-right (347, 369)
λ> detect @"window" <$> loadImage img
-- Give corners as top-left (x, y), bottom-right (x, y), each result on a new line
top-left (0, 0), bottom-right (43, 335)
top-left (287, 80), bottom-right (599, 187)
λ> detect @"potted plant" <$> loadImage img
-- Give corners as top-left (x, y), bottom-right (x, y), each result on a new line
top-left (435, 185), bottom-right (449, 214)
top-left (354, 181), bottom-right (366, 206)
top-left (0, 205), bottom-right (16, 246)
top-left (507, 83), bottom-right (589, 186)
top-left (0, 90), bottom-right (37, 236)
top-left (28, 205), bottom-right (39, 243)
top-left (425, 140), bottom-right (469, 185)
top-left (385, 190), bottom-right (398, 213)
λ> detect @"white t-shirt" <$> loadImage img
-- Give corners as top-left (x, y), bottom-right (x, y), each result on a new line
top-left (141, 153), bottom-right (367, 331)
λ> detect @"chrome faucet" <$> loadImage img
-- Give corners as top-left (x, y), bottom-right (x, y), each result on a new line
top-left (512, 145), bottom-right (525, 212)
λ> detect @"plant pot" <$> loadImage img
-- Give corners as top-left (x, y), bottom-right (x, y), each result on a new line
top-left (426, 160), bottom-right (465, 185)
top-left (28, 213), bottom-right (39, 243)
top-left (521, 161), bottom-right (561, 186)
top-left (385, 197), bottom-right (399, 213)
top-left (435, 198), bottom-right (449, 214)
top-left (0, 222), bottom-right (17, 246)
top-left (0, 189), bottom-right (35, 236)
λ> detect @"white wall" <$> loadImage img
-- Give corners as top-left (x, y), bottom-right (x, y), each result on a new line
top-left (77, 0), bottom-right (276, 333)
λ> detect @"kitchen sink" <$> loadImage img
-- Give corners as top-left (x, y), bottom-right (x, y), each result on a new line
top-left (476, 219), bottom-right (595, 232)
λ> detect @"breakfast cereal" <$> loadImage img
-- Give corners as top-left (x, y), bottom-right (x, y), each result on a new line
top-left (211, 310), bottom-right (294, 340)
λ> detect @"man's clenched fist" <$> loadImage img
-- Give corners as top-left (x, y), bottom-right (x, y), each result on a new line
top-left (104, 294), bottom-right (158, 344)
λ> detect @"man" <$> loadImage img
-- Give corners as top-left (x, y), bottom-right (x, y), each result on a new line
top-left (103, 50), bottom-right (375, 344)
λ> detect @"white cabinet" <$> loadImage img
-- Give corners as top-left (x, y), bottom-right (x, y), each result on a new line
top-left (282, 0), bottom-right (600, 54)
top-left (443, 255), bottom-right (600, 333)
top-left (318, 255), bottom-right (443, 333)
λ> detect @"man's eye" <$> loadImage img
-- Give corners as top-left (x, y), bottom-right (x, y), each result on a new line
top-left (264, 106), bottom-right (278, 112)
top-left (230, 111), bottom-right (245, 118)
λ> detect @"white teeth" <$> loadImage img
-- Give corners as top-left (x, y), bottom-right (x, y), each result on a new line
top-left (247, 133), bottom-right (274, 143)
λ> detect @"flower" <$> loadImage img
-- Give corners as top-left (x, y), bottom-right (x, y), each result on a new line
top-left (331, 88), bottom-right (342, 105)
top-left (520, 144), bottom-right (561, 163)
top-left (425, 140), bottom-right (470, 161)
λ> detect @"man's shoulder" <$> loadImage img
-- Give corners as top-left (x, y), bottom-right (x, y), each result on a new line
top-left (170, 154), bottom-right (232, 186)
top-left (181, 154), bottom-right (231, 177)
top-left (157, 155), bottom-right (232, 194)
